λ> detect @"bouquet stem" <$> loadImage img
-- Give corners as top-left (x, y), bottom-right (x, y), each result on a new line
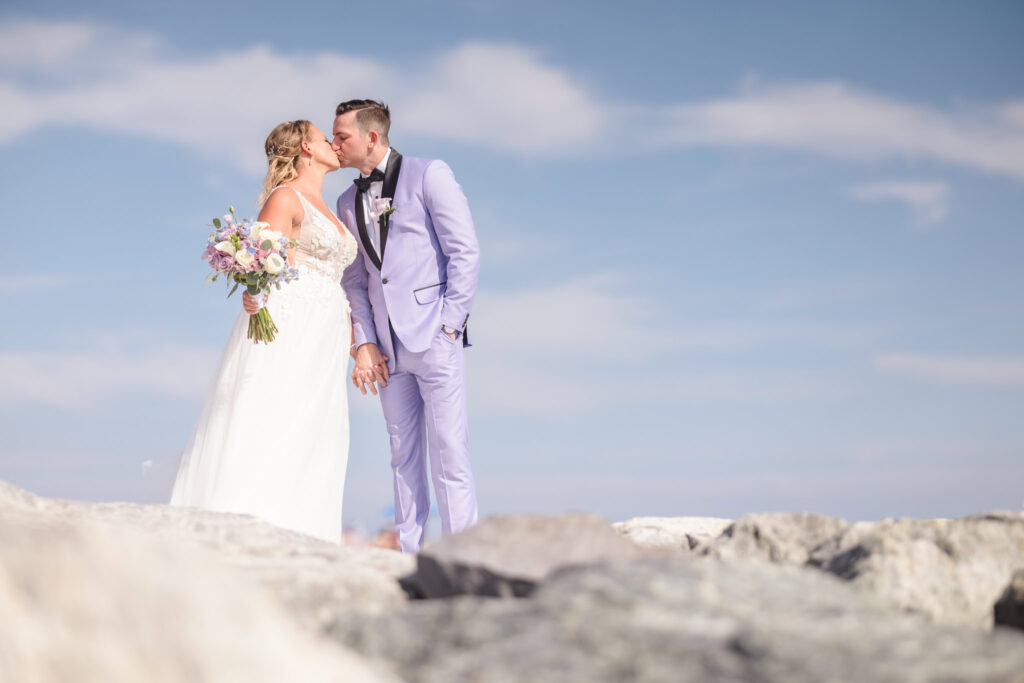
top-left (247, 307), bottom-right (279, 344)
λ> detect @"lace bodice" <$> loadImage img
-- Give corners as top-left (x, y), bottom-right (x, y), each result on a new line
top-left (274, 186), bottom-right (358, 282)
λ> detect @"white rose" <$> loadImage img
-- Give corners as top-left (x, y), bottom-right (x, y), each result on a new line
top-left (249, 221), bottom-right (270, 240)
top-left (234, 250), bottom-right (255, 268)
top-left (262, 253), bottom-right (285, 275)
top-left (258, 229), bottom-right (284, 250)
top-left (214, 241), bottom-right (236, 256)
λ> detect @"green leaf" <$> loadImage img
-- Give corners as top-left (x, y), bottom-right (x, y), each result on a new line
top-left (227, 282), bottom-right (239, 298)
top-left (247, 284), bottom-right (260, 296)
top-left (213, 217), bottom-right (221, 229)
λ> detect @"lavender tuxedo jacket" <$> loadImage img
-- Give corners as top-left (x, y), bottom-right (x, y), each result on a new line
top-left (338, 152), bottom-right (480, 364)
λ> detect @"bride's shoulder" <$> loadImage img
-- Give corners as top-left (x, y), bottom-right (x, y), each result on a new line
top-left (258, 185), bottom-right (303, 230)
top-left (263, 185), bottom-right (302, 210)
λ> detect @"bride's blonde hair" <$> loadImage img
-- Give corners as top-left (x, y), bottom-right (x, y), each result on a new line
top-left (258, 120), bottom-right (313, 207)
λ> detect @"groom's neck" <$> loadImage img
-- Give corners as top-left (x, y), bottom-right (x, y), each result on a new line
top-left (360, 145), bottom-right (389, 177)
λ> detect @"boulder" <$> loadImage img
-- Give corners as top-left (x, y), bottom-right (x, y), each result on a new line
top-left (330, 555), bottom-right (1024, 683)
top-left (400, 513), bottom-right (649, 598)
top-left (701, 512), bottom-right (849, 564)
top-left (613, 516), bottom-right (732, 551)
top-left (809, 512), bottom-right (1024, 628)
top-left (0, 511), bottom-right (398, 683)
top-left (994, 569), bottom-right (1024, 631)
top-left (0, 481), bottom-right (412, 630)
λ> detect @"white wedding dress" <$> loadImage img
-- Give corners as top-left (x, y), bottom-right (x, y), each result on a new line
top-left (170, 185), bottom-right (359, 543)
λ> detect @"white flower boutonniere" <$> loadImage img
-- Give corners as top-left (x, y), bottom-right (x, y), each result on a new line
top-left (373, 197), bottom-right (396, 221)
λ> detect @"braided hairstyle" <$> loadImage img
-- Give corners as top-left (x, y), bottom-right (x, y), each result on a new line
top-left (258, 120), bottom-right (313, 207)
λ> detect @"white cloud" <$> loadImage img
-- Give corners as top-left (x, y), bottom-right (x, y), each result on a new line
top-left (663, 81), bottom-right (1024, 182)
top-left (3, 18), bottom-right (1024, 183)
top-left (0, 342), bottom-right (219, 410)
top-left (0, 21), bottom-right (604, 170)
top-left (847, 180), bottom-right (950, 225)
top-left (0, 274), bottom-right (71, 296)
top-left (401, 42), bottom-right (607, 154)
top-left (468, 273), bottom-right (865, 415)
top-left (472, 272), bottom-right (678, 362)
top-left (874, 352), bottom-right (1024, 387)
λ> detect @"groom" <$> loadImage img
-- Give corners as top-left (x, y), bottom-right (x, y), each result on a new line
top-left (333, 99), bottom-right (480, 553)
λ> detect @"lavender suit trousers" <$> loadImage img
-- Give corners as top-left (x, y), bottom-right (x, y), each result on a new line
top-left (381, 326), bottom-right (477, 553)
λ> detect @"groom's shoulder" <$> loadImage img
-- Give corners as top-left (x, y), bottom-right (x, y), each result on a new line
top-left (337, 183), bottom-right (357, 203)
top-left (400, 154), bottom-right (436, 174)
top-left (402, 156), bottom-right (459, 185)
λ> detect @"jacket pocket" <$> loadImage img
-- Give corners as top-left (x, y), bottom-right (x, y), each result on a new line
top-left (413, 282), bottom-right (447, 304)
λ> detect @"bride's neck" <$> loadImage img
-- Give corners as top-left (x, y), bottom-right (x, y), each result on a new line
top-left (290, 166), bottom-right (325, 196)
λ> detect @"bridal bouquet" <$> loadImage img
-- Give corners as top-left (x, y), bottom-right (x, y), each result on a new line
top-left (202, 207), bottom-right (298, 344)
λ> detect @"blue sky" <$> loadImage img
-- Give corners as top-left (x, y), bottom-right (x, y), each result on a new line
top-left (1, 0), bottom-right (1022, 534)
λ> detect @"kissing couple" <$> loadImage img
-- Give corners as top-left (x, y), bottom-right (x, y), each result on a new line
top-left (170, 100), bottom-right (480, 554)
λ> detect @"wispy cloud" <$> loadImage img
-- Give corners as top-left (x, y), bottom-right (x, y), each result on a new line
top-left (469, 273), bottom-right (868, 415)
top-left (2, 18), bottom-right (1023, 183)
top-left (874, 352), bottom-right (1024, 387)
top-left (847, 180), bottom-right (950, 225)
top-left (0, 20), bottom-right (604, 170)
top-left (662, 81), bottom-right (1024, 182)
top-left (0, 340), bottom-right (218, 410)
top-left (0, 274), bottom-right (71, 296)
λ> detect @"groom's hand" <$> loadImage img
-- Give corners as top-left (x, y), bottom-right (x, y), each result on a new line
top-left (352, 343), bottom-right (389, 395)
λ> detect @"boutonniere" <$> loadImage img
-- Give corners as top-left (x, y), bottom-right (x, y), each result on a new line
top-left (373, 197), bottom-right (396, 220)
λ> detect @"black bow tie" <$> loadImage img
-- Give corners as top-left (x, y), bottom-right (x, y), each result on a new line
top-left (353, 169), bottom-right (385, 193)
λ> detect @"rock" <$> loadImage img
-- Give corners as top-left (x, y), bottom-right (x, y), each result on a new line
top-left (809, 512), bottom-right (1024, 628)
top-left (613, 516), bottom-right (732, 551)
top-left (0, 481), bottom-right (412, 631)
top-left (400, 513), bottom-right (649, 598)
top-left (994, 569), bottom-right (1024, 631)
top-left (0, 510), bottom-right (398, 683)
top-left (329, 555), bottom-right (1024, 683)
top-left (701, 512), bottom-right (849, 565)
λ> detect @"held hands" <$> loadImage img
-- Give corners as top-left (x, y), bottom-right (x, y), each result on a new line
top-left (351, 343), bottom-right (389, 396)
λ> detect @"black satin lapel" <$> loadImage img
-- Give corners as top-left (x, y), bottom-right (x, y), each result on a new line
top-left (355, 191), bottom-right (382, 271)
top-left (378, 150), bottom-right (402, 259)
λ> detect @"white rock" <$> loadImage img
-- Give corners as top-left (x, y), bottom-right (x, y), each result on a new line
top-left (613, 516), bottom-right (733, 551)
top-left (0, 511), bottom-right (399, 683)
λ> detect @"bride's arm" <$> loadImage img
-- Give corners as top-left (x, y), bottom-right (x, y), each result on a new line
top-left (256, 189), bottom-right (302, 265)
top-left (242, 190), bottom-right (302, 313)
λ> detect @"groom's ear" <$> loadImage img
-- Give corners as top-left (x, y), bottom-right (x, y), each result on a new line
top-left (367, 130), bottom-right (380, 146)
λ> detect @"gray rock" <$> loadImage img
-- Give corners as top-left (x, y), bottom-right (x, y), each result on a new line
top-left (613, 516), bottom-right (732, 551)
top-left (0, 509), bottom-right (398, 683)
top-left (329, 555), bottom-right (1024, 683)
top-left (994, 569), bottom-right (1024, 631)
top-left (809, 512), bottom-right (1024, 628)
top-left (702, 512), bottom-right (849, 565)
top-left (400, 513), bottom-right (649, 598)
top-left (0, 481), bottom-right (412, 630)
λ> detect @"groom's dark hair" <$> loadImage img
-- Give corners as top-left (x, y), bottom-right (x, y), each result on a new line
top-left (336, 99), bottom-right (391, 145)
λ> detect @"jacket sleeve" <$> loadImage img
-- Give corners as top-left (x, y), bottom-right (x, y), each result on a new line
top-left (338, 196), bottom-right (378, 347)
top-left (422, 160), bottom-right (480, 333)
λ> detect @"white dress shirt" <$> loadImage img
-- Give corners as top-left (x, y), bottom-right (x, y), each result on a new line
top-left (360, 147), bottom-right (392, 255)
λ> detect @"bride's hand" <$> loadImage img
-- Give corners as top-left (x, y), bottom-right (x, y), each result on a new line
top-left (242, 291), bottom-right (260, 314)
top-left (352, 343), bottom-right (389, 395)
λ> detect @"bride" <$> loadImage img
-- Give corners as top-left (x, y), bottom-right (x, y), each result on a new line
top-left (170, 120), bottom-right (359, 543)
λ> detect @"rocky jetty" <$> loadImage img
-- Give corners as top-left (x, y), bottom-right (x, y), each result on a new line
top-left (3, 480), bottom-right (1023, 682)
